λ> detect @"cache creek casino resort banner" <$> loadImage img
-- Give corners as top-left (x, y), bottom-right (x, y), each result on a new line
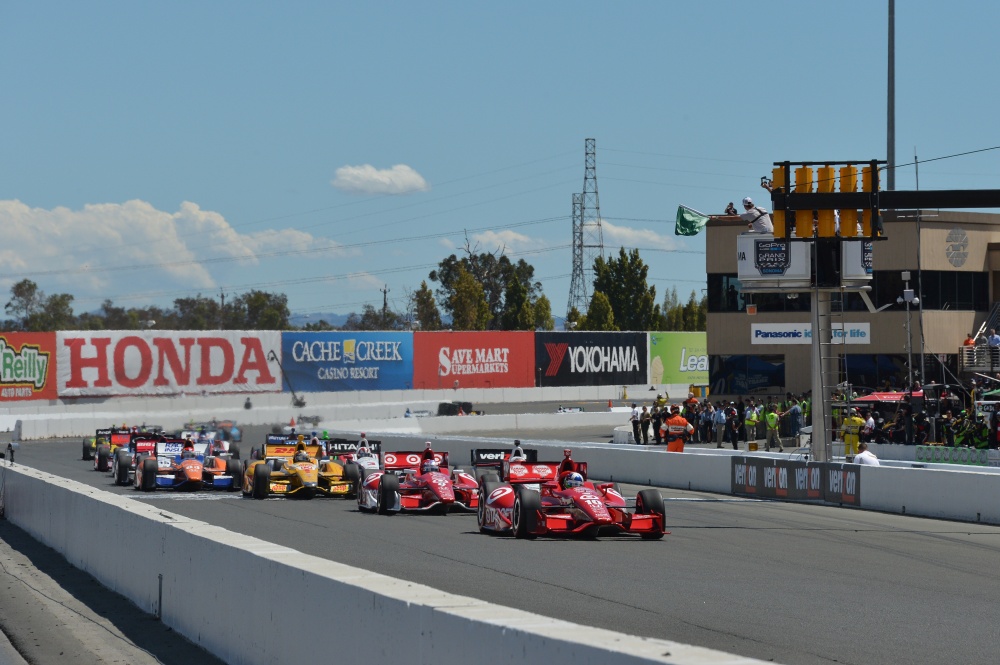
top-left (281, 331), bottom-right (414, 392)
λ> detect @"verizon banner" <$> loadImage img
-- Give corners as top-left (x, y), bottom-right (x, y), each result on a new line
top-left (413, 331), bottom-right (534, 389)
top-left (0, 332), bottom-right (58, 401)
top-left (534, 332), bottom-right (647, 387)
top-left (57, 331), bottom-right (283, 397)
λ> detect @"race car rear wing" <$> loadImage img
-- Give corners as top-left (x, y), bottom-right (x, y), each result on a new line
top-left (470, 448), bottom-right (538, 469)
top-left (156, 439), bottom-right (208, 458)
top-left (325, 438), bottom-right (382, 455)
top-left (95, 427), bottom-right (112, 439)
top-left (262, 442), bottom-right (324, 460)
top-left (109, 431), bottom-right (132, 448)
top-left (383, 451), bottom-right (450, 472)
top-left (502, 460), bottom-right (589, 484)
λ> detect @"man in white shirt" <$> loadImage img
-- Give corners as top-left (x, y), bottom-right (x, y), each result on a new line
top-left (854, 442), bottom-right (879, 466)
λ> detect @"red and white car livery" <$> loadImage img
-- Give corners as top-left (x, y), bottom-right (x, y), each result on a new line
top-left (357, 448), bottom-right (479, 514)
top-left (477, 449), bottom-right (666, 540)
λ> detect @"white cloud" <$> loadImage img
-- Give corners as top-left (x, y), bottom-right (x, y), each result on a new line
top-left (599, 219), bottom-right (683, 251)
top-left (331, 164), bottom-right (429, 195)
top-left (471, 229), bottom-right (533, 253)
top-left (346, 271), bottom-right (383, 290)
top-left (0, 199), bottom-right (348, 309)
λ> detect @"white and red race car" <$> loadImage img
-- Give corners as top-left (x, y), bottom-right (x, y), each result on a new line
top-left (477, 448), bottom-right (666, 540)
top-left (357, 444), bottom-right (479, 515)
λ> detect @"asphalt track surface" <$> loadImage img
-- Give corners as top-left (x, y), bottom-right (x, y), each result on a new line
top-left (7, 408), bottom-right (1000, 665)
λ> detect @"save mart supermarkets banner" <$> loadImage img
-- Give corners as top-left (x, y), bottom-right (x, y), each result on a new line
top-left (57, 331), bottom-right (283, 397)
top-left (413, 331), bottom-right (534, 389)
top-left (0, 332), bottom-right (58, 401)
top-left (281, 332), bottom-right (413, 392)
top-left (649, 332), bottom-right (707, 385)
top-left (535, 331), bottom-right (647, 387)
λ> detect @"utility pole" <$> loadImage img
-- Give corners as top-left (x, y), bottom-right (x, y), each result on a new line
top-left (219, 290), bottom-right (225, 330)
top-left (381, 284), bottom-right (390, 326)
top-left (887, 0), bottom-right (895, 190)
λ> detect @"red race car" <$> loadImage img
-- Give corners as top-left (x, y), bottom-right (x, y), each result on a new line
top-left (477, 448), bottom-right (666, 540)
top-left (357, 443), bottom-right (479, 515)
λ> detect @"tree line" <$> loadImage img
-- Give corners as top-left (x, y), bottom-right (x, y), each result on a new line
top-left (3, 246), bottom-right (705, 332)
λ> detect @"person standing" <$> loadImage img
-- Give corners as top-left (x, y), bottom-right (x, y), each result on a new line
top-left (661, 404), bottom-right (695, 453)
top-left (725, 402), bottom-right (741, 450)
top-left (639, 406), bottom-right (651, 445)
top-left (744, 401), bottom-right (760, 449)
top-left (630, 403), bottom-right (641, 444)
top-left (781, 398), bottom-right (803, 444)
top-left (764, 404), bottom-right (783, 453)
top-left (853, 442), bottom-right (880, 466)
top-left (710, 196), bottom-right (774, 233)
top-left (841, 408), bottom-right (866, 458)
top-left (714, 402), bottom-right (727, 448)
top-left (651, 405), bottom-right (663, 445)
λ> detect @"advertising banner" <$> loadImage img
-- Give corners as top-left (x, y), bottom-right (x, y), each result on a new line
top-left (535, 332), bottom-right (647, 387)
top-left (57, 331), bottom-right (282, 397)
top-left (732, 458), bottom-right (853, 505)
top-left (281, 332), bottom-right (413, 392)
top-left (413, 331), bottom-right (534, 389)
top-left (751, 323), bottom-right (871, 345)
top-left (0, 332), bottom-right (58, 401)
top-left (649, 332), bottom-right (707, 385)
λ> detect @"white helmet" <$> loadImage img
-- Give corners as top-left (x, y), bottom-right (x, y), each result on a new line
top-left (562, 472), bottom-right (584, 489)
top-left (422, 460), bottom-right (439, 474)
top-left (742, 197), bottom-right (754, 207)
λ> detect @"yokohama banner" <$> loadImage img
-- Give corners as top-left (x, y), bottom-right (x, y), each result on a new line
top-left (413, 331), bottom-right (534, 389)
top-left (281, 332), bottom-right (413, 392)
top-left (56, 331), bottom-right (282, 397)
top-left (0, 332), bottom-right (58, 401)
top-left (534, 332), bottom-right (647, 387)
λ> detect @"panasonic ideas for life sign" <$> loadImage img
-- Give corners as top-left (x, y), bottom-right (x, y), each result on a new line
top-left (751, 323), bottom-right (871, 345)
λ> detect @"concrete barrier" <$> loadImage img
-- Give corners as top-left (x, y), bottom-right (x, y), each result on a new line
top-left (2, 464), bottom-right (770, 665)
top-left (856, 464), bottom-right (1000, 523)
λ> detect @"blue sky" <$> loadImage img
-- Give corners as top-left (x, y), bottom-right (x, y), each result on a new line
top-left (2, 1), bottom-right (998, 322)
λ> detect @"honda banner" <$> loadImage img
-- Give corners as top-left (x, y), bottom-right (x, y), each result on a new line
top-left (413, 331), bottom-right (534, 389)
top-left (0, 332), bottom-right (58, 401)
top-left (534, 332), bottom-right (647, 387)
top-left (281, 332), bottom-right (413, 392)
top-left (56, 331), bottom-right (282, 397)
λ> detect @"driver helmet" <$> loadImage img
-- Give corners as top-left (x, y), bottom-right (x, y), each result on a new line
top-left (561, 471), bottom-right (584, 489)
top-left (421, 459), bottom-right (439, 474)
top-left (293, 450), bottom-right (310, 462)
top-left (742, 196), bottom-right (753, 207)
top-left (356, 446), bottom-right (372, 459)
top-left (183, 438), bottom-right (194, 450)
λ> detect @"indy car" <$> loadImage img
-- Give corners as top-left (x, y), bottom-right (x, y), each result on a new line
top-left (83, 427), bottom-right (112, 462)
top-left (94, 427), bottom-right (134, 472)
top-left (242, 437), bottom-right (324, 499)
top-left (477, 449), bottom-right (666, 540)
top-left (357, 445), bottom-right (479, 515)
top-left (470, 447), bottom-right (538, 481)
top-left (134, 438), bottom-right (211, 492)
top-left (111, 432), bottom-right (159, 485)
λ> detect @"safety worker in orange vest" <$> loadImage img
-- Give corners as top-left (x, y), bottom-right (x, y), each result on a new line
top-left (660, 404), bottom-right (695, 452)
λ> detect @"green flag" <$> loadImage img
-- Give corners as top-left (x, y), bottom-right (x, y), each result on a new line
top-left (675, 205), bottom-right (710, 236)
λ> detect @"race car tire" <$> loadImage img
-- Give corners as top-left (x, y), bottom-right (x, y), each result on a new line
top-left (355, 468), bottom-right (368, 510)
top-left (480, 472), bottom-right (500, 485)
top-left (252, 463), bottom-right (270, 500)
top-left (114, 450), bottom-right (130, 486)
top-left (512, 488), bottom-right (540, 539)
top-left (477, 480), bottom-right (501, 534)
top-left (229, 444), bottom-right (241, 460)
top-left (96, 445), bottom-right (111, 472)
top-left (226, 458), bottom-right (243, 491)
top-left (377, 474), bottom-right (399, 515)
top-left (343, 463), bottom-right (361, 497)
top-left (635, 489), bottom-right (666, 540)
top-left (139, 458), bottom-right (157, 492)
top-left (82, 441), bottom-right (93, 461)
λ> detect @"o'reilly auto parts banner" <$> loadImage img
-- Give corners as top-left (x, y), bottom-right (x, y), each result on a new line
top-left (413, 331), bottom-right (534, 389)
top-left (535, 332), bottom-right (647, 387)
top-left (281, 332), bottom-right (413, 392)
top-left (0, 332), bottom-right (58, 401)
top-left (649, 332), bottom-right (707, 385)
top-left (56, 331), bottom-right (283, 397)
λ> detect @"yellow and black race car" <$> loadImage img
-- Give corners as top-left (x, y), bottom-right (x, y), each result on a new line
top-left (243, 437), bottom-right (324, 499)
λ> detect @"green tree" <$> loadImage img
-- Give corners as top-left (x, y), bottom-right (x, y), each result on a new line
top-left (28, 293), bottom-right (76, 331)
top-left (592, 248), bottom-right (660, 331)
top-left (579, 291), bottom-right (617, 331)
top-left (429, 243), bottom-right (541, 329)
top-left (231, 290), bottom-right (290, 330)
top-left (662, 286), bottom-right (683, 331)
top-left (500, 274), bottom-right (534, 330)
top-left (532, 294), bottom-right (555, 331)
top-left (5, 279), bottom-right (44, 329)
top-left (342, 303), bottom-right (405, 331)
top-left (173, 295), bottom-right (221, 330)
top-left (449, 264), bottom-right (490, 330)
top-left (412, 280), bottom-right (442, 331)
